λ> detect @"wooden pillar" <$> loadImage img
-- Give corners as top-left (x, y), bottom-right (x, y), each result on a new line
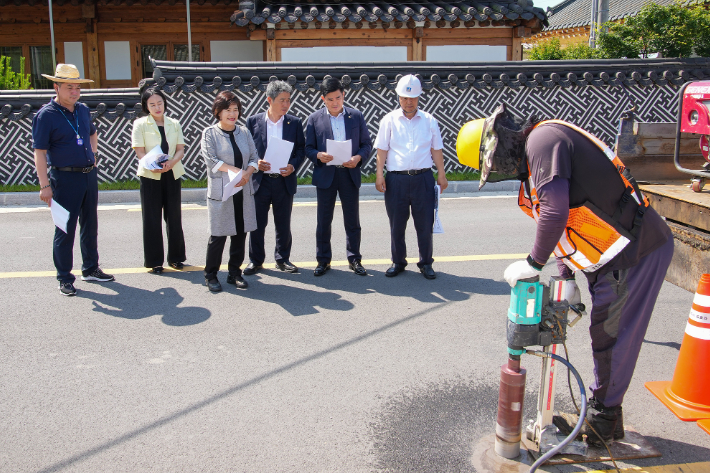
top-left (511, 26), bottom-right (530, 62)
top-left (266, 27), bottom-right (277, 61)
top-left (412, 26), bottom-right (423, 61)
top-left (86, 19), bottom-right (101, 88)
top-left (511, 36), bottom-right (522, 61)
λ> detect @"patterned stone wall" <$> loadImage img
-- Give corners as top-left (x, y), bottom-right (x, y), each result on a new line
top-left (0, 82), bottom-right (680, 185)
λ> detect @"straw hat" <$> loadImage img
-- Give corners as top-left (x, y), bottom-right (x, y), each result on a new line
top-left (42, 64), bottom-right (94, 83)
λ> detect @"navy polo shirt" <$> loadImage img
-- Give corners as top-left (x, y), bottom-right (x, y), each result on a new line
top-left (32, 99), bottom-right (97, 167)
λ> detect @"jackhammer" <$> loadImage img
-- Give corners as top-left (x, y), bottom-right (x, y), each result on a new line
top-left (495, 275), bottom-right (589, 471)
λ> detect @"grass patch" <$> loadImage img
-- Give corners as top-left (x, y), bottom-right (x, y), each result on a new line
top-left (0, 183), bottom-right (41, 192)
top-left (2, 173), bottom-right (479, 193)
top-left (181, 179), bottom-right (208, 188)
top-left (99, 180), bottom-right (140, 191)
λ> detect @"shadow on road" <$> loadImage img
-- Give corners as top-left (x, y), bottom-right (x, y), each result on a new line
top-left (643, 338), bottom-right (682, 351)
top-left (79, 282), bottom-right (211, 326)
top-left (171, 266), bottom-right (510, 317)
top-left (182, 267), bottom-right (510, 317)
top-left (34, 297), bottom-right (461, 473)
top-left (302, 267), bottom-right (510, 302)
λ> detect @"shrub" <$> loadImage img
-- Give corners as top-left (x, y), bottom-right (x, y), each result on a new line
top-left (0, 56), bottom-right (32, 90)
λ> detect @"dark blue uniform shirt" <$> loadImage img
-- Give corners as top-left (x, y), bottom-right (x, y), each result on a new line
top-left (32, 99), bottom-right (97, 167)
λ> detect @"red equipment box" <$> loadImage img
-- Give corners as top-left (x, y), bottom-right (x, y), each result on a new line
top-left (681, 81), bottom-right (710, 135)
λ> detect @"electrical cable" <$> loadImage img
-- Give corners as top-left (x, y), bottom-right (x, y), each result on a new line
top-left (554, 316), bottom-right (621, 473)
top-left (561, 340), bottom-right (621, 473)
top-left (525, 350), bottom-right (587, 473)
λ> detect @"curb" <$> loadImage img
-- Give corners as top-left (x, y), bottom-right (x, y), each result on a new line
top-left (0, 181), bottom-right (518, 206)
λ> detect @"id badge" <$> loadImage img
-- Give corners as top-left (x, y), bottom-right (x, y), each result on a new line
top-left (77, 138), bottom-right (84, 146)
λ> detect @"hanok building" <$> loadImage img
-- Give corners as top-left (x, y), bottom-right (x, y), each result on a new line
top-left (531, 0), bottom-right (707, 48)
top-left (0, 0), bottom-right (546, 89)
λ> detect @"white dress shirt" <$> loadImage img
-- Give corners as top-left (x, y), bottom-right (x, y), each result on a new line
top-left (328, 109), bottom-right (346, 142)
top-left (265, 112), bottom-right (284, 146)
top-left (374, 108), bottom-right (444, 171)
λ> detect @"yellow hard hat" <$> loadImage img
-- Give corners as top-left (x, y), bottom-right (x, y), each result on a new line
top-left (456, 118), bottom-right (486, 170)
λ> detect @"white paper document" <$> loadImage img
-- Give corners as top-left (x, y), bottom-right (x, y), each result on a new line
top-left (433, 184), bottom-right (444, 234)
top-left (222, 169), bottom-right (244, 202)
top-left (263, 137), bottom-right (293, 172)
top-left (139, 145), bottom-right (169, 171)
top-left (50, 199), bottom-right (70, 234)
top-left (326, 139), bottom-right (352, 166)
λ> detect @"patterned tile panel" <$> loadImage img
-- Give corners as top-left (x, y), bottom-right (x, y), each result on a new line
top-left (0, 83), bottom-right (680, 185)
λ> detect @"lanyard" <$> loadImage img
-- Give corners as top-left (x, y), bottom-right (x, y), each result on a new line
top-left (58, 106), bottom-right (83, 146)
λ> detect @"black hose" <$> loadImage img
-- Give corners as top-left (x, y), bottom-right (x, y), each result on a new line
top-left (525, 350), bottom-right (588, 473)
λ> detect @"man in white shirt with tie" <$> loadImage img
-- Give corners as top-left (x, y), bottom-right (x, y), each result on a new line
top-left (374, 75), bottom-right (448, 279)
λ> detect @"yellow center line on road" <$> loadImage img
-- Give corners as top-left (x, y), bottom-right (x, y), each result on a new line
top-left (0, 253), bottom-right (528, 279)
top-left (125, 200), bottom-right (388, 211)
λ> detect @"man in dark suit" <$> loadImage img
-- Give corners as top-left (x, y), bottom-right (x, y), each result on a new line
top-left (244, 80), bottom-right (306, 275)
top-left (305, 78), bottom-right (372, 276)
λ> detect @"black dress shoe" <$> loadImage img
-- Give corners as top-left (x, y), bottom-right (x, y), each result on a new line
top-left (349, 260), bottom-right (367, 276)
top-left (205, 277), bottom-right (222, 292)
top-left (314, 263), bottom-right (330, 276)
top-left (385, 264), bottom-right (405, 277)
top-left (276, 260), bottom-right (298, 273)
top-left (169, 262), bottom-right (184, 270)
top-left (420, 265), bottom-right (436, 280)
top-left (243, 263), bottom-right (262, 275)
top-left (150, 266), bottom-right (164, 274)
top-left (226, 274), bottom-right (249, 289)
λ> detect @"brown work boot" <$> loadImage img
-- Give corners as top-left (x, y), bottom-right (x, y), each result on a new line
top-left (553, 398), bottom-right (622, 447)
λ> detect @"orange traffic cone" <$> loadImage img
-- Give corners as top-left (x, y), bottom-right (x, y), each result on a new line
top-left (646, 274), bottom-right (710, 421)
top-left (699, 419), bottom-right (710, 435)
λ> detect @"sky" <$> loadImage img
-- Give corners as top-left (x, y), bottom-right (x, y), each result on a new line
top-left (532, 0), bottom-right (564, 11)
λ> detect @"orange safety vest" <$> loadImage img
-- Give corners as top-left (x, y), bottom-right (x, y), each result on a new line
top-left (518, 120), bottom-right (650, 273)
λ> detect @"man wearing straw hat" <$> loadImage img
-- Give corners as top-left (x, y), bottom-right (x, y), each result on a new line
top-left (33, 64), bottom-right (115, 296)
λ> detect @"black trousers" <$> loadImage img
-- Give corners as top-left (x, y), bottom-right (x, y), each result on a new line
top-left (249, 175), bottom-right (293, 265)
top-left (139, 171), bottom-right (185, 268)
top-left (50, 167), bottom-right (100, 283)
top-left (384, 170), bottom-right (436, 268)
top-left (205, 192), bottom-right (246, 280)
top-left (316, 167), bottom-right (361, 264)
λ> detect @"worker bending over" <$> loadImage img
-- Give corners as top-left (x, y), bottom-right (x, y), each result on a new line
top-left (457, 104), bottom-right (674, 446)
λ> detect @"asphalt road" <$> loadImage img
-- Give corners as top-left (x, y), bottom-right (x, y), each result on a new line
top-left (1, 193), bottom-right (707, 472)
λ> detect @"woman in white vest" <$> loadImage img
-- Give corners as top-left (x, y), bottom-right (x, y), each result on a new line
top-left (131, 88), bottom-right (187, 274)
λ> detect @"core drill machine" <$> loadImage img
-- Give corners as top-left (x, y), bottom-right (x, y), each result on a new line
top-left (495, 275), bottom-right (588, 471)
top-left (675, 80), bottom-right (710, 192)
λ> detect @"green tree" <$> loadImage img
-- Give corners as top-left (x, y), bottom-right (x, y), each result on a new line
top-left (528, 38), bottom-right (565, 60)
top-left (595, 22), bottom-right (640, 58)
top-left (0, 56), bottom-right (32, 90)
top-left (597, 1), bottom-right (710, 58)
top-left (690, 4), bottom-right (710, 58)
top-left (528, 38), bottom-right (605, 60)
top-left (563, 42), bottom-right (604, 59)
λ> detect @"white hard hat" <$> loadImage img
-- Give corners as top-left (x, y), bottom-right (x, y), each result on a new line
top-left (395, 74), bottom-right (422, 98)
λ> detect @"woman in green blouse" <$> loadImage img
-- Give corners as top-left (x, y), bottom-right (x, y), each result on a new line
top-left (131, 88), bottom-right (187, 274)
